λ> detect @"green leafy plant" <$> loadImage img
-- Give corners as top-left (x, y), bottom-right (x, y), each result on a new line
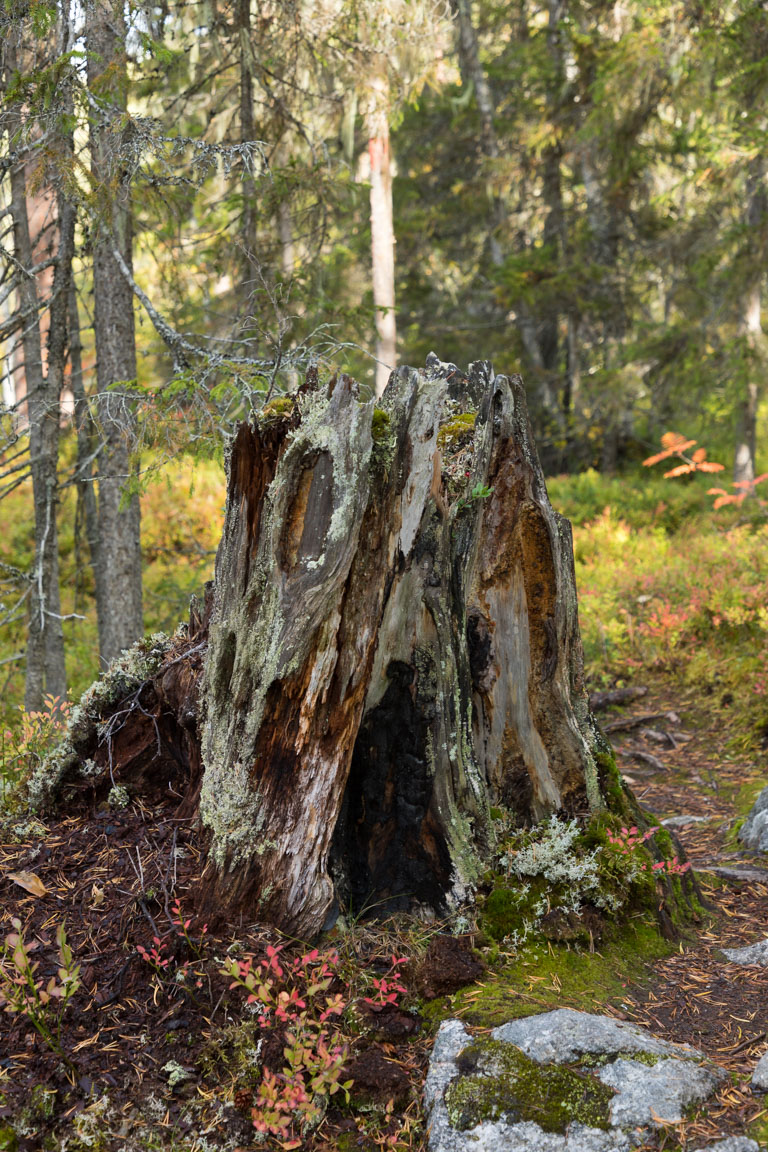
top-left (221, 943), bottom-right (352, 1148)
top-left (1, 695), bottom-right (70, 803)
top-left (0, 920), bottom-right (80, 1059)
top-left (457, 481), bottom-right (494, 512)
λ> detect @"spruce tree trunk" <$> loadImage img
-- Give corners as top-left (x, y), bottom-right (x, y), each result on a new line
top-left (87, 0), bottom-right (143, 668)
top-left (196, 357), bottom-right (604, 936)
top-left (4, 33), bottom-right (67, 709)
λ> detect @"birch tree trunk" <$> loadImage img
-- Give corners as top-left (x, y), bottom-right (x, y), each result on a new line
top-left (87, 0), bottom-right (143, 668)
top-left (367, 71), bottom-right (397, 397)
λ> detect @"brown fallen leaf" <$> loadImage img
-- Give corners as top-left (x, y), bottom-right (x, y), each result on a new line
top-left (6, 870), bottom-right (48, 897)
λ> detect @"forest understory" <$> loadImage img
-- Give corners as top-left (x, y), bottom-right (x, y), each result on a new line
top-left (2, 670), bottom-right (768, 1152)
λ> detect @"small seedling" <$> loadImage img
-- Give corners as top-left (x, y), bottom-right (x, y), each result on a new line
top-left (457, 481), bottom-right (494, 512)
top-left (0, 920), bottom-right (80, 1059)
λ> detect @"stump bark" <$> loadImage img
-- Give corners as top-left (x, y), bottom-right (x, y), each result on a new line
top-left (195, 356), bottom-right (606, 936)
top-left (40, 356), bottom-right (617, 939)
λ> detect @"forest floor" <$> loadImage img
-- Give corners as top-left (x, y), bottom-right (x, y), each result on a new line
top-left (1, 674), bottom-right (768, 1152)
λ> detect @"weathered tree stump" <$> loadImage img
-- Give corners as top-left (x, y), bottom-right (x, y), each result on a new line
top-left (196, 356), bottom-right (607, 936)
top-left (38, 357), bottom-right (618, 939)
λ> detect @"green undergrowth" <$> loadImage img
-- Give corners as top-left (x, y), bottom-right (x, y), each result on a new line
top-left (0, 450), bottom-right (225, 729)
top-left (423, 916), bottom-right (677, 1031)
top-left (749, 1111), bottom-right (768, 1149)
top-left (476, 803), bottom-right (703, 955)
top-left (547, 468), bottom-right (768, 752)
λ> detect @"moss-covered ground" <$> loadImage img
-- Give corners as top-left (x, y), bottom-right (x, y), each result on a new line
top-left (436, 917), bottom-right (676, 1030)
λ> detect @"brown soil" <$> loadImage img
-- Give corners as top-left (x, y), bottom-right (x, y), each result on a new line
top-left (409, 934), bottom-right (485, 1000)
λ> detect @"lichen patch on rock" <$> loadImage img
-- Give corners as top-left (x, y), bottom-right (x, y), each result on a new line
top-left (425, 1011), bottom-right (727, 1152)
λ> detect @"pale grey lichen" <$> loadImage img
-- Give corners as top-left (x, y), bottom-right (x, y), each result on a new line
top-left (162, 1060), bottom-right (195, 1089)
top-left (200, 759), bottom-right (269, 870)
top-left (199, 378), bottom-right (374, 874)
top-left (107, 785), bottom-right (130, 811)
top-left (71, 1095), bottom-right (116, 1147)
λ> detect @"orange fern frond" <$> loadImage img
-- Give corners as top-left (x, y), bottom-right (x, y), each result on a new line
top-left (696, 461), bottom-right (725, 473)
top-left (664, 463), bottom-right (694, 478)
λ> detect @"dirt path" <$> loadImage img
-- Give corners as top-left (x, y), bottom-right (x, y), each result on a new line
top-left (607, 682), bottom-right (768, 1148)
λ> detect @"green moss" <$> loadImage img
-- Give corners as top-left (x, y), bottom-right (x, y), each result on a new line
top-left (371, 407), bottom-right (391, 442)
top-left (259, 395), bottom-right (294, 421)
top-left (197, 1019), bottom-right (263, 1086)
top-left (370, 406), bottom-right (395, 473)
top-left (749, 1110), bottom-right (768, 1150)
top-left (29, 1087), bottom-right (56, 1120)
top-left (446, 916), bottom-right (675, 1029)
top-left (445, 1039), bottom-right (615, 1133)
top-left (652, 826), bottom-right (674, 856)
top-left (483, 885), bottom-right (525, 943)
top-left (0, 1126), bottom-right (17, 1152)
top-left (437, 412), bottom-right (476, 451)
top-left (594, 747), bottom-right (629, 815)
top-left (575, 1049), bottom-right (661, 1069)
top-left (333, 1135), bottom-right (361, 1152)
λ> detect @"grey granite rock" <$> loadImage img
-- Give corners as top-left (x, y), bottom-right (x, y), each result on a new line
top-left (598, 1056), bottom-right (725, 1126)
top-left (752, 1050), bottom-right (768, 1092)
top-left (722, 938), bottom-right (768, 966)
top-left (492, 1008), bottom-right (701, 1064)
top-left (739, 786), bottom-right (768, 852)
top-left (424, 1019), bottom-right (633, 1152)
top-left (424, 1011), bottom-right (726, 1152)
top-left (662, 815), bottom-right (708, 828)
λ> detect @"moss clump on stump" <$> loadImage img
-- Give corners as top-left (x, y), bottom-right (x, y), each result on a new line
top-left (445, 1039), bottom-right (615, 1133)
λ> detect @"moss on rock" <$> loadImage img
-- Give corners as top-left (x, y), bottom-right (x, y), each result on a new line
top-left (445, 1038), bottom-right (615, 1133)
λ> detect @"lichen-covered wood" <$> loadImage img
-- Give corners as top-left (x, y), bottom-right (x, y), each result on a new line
top-left (32, 357), bottom-right (616, 939)
top-left (197, 356), bottom-right (607, 935)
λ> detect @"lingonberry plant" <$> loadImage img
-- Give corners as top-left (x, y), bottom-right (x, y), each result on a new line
top-left (221, 944), bottom-right (352, 1148)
